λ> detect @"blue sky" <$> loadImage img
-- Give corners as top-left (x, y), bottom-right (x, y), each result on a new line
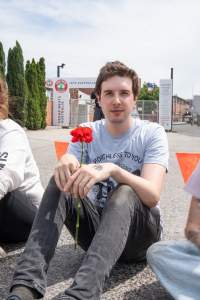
top-left (1, 0), bottom-right (200, 99)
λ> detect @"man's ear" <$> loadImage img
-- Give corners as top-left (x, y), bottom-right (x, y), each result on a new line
top-left (96, 94), bottom-right (101, 106)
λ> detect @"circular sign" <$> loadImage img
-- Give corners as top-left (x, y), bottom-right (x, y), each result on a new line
top-left (55, 79), bottom-right (68, 93)
top-left (45, 79), bottom-right (53, 88)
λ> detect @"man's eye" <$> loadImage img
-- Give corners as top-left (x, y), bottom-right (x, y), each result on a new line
top-left (121, 91), bottom-right (129, 96)
top-left (105, 92), bottom-right (113, 96)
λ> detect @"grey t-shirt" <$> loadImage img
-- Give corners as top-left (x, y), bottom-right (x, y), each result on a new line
top-left (68, 119), bottom-right (169, 208)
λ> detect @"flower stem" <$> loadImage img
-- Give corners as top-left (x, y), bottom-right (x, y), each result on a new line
top-left (80, 142), bottom-right (84, 165)
top-left (74, 142), bottom-right (84, 249)
top-left (74, 199), bottom-right (81, 249)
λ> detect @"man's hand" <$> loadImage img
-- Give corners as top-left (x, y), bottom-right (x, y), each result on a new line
top-left (63, 163), bottom-right (115, 198)
top-left (185, 197), bottom-right (200, 248)
top-left (54, 154), bottom-right (80, 191)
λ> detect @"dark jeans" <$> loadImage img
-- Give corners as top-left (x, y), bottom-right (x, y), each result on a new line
top-left (10, 177), bottom-right (161, 299)
top-left (0, 191), bottom-right (37, 243)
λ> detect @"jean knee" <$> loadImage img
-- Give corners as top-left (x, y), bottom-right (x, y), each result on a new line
top-left (147, 240), bottom-right (176, 268)
top-left (109, 185), bottom-right (139, 208)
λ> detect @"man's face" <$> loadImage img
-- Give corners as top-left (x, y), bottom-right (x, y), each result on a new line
top-left (98, 75), bottom-right (136, 124)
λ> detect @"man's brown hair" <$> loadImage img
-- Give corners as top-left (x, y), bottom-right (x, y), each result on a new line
top-left (94, 61), bottom-right (140, 98)
top-left (0, 77), bottom-right (8, 119)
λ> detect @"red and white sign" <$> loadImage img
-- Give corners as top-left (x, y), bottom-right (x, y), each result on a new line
top-left (45, 79), bottom-right (53, 88)
top-left (55, 79), bottom-right (68, 93)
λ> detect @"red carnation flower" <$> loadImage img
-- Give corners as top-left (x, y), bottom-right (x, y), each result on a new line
top-left (71, 127), bottom-right (93, 143)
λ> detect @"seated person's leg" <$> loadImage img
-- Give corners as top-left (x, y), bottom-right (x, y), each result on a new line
top-left (63, 184), bottom-right (161, 300)
top-left (8, 176), bottom-right (101, 300)
top-left (147, 239), bottom-right (200, 299)
top-left (119, 191), bottom-right (161, 263)
top-left (0, 191), bottom-right (37, 243)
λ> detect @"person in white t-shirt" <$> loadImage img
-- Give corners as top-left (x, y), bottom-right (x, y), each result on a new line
top-left (8, 61), bottom-right (168, 300)
top-left (147, 162), bottom-right (200, 300)
top-left (0, 78), bottom-right (43, 250)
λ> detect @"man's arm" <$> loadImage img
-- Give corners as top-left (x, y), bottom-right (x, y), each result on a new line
top-left (110, 163), bottom-right (166, 208)
top-left (185, 197), bottom-right (200, 248)
top-left (64, 162), bottom-right (166, 208)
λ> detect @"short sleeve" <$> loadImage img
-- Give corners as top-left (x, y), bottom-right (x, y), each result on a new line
top-left (68, 142), bottom-right (82, 162)
top-left (143, 125), bottom-right (169, 170)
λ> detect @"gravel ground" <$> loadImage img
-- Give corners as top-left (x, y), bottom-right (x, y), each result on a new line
top-left (0, 124), bottom-right (199, 300)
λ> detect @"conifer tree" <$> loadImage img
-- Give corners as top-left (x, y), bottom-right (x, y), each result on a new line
top-left (25, 59), bottom-right (42, 129)
top-left (37, 57), bottom-right (47, 128)
top-left (6, 41), bottom-right (26, 125)
top-left (0, 42), bottom-right (6, 78)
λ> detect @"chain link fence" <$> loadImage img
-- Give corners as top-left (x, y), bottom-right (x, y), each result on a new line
top-left (69, 98), bottom-right (93, 127)
top-left (136, 100), bottom-right (159, 122)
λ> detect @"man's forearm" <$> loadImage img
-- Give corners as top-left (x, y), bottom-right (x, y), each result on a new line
top-left (111, 165), bottom-right (160, 208)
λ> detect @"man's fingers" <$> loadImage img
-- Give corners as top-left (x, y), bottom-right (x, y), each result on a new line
top-left (59, 167), bottom-right (68, 188)
top-left (63, 169), bottom-right (80, 192)
top-left (71, 172), bottom-right (86, 197)
top-left (54, 166), bottom-right (71, 191)
top-left (54, 169), bottom-right (64, 191)
top-left (70, 162), bottom-right (80, 174)
top-left (78, 177), bottom-right (90, 198)
top-left (83, 178), bottom-right (96, 198)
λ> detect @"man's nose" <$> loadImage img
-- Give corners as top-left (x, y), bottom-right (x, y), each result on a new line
top-left (113, 93), bottom-right (121, 104)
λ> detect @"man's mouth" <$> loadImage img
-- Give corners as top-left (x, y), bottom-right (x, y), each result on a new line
top-left (110, 110), bottom-right (123, 113)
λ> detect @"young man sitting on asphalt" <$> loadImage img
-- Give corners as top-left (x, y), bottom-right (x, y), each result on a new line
top-left (7, 61), bottom-right (169, 300)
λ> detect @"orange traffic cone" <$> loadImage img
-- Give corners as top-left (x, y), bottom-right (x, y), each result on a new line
top-left (176, 153), bottom-right (200, 183)
top-left (54, 141), bottom-right (69, 160)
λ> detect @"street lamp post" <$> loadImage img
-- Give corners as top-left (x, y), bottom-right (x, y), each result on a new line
top-left (170, 67), bottom-right (174, 131)
top-left (57, 63), bottom-right (65, 78)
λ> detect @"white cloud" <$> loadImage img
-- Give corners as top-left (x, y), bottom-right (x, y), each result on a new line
top-left (1, 0), bottom-right (200, 98)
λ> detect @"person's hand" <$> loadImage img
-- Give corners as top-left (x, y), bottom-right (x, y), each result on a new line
top-left (185, 197), bottom-right (200, 248)
top-left (54, 154), bottom-right (80, 191)
top-left (63, 163), bottom-right (116, 198)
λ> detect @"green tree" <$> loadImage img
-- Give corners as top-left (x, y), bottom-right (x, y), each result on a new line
top-left (37, 57), bottom-right (47, 128)
top-left (137, 83), bottom-right (159, 120)
top-left (6, 41), bottom-right (26, 125)
top-left (138, 83), bottom-right (159, 100)
top-left (0, 42), bottom-right (6, 78)
top-left (25, 59), bottom-right (42, 129)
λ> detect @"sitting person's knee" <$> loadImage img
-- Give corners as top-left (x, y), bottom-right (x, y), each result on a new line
top-left (108, 184), bottom-right (140, 208)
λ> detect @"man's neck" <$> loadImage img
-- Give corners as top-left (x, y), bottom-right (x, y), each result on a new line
top-left (105, 117), bottom-right (134, 137)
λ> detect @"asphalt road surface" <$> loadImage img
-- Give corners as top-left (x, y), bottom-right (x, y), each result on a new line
top-left (0, 124), bottom-right (199, 299)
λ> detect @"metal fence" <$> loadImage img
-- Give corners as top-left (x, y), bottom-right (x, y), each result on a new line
top-left (136, 100), bottom-right (159, 122)
top-left (70, 99), bottom-right (93, 127)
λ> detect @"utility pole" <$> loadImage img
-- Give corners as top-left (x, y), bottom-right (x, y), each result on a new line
top-left (170, 67), bottom-right (173, 131)
top-left (57, 63), bottom-right (65, 78)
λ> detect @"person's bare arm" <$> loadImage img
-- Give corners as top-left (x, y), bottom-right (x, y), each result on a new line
top-left (64, 162), bottom-right (166, 208)
top-left (185, 197), bottom-right (200, 248)
top-left (111, 163), bottom-right (166, 208)
top-left (54, 153), bottom-right (80, 191)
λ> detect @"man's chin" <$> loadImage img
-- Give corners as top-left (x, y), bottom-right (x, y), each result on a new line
top-left (109, 118), bottom-right (125, 124)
